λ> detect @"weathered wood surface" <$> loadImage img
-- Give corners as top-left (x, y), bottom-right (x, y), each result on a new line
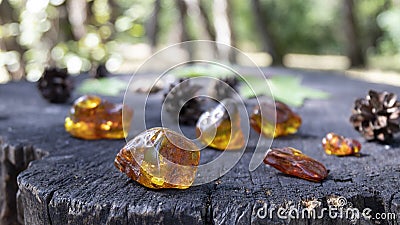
top-left (0, 68), bottom-right (400, 225)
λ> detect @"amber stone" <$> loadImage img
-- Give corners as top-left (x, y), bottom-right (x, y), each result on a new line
top-left (65, 95), bottom-right (133, 140)
top-left (114, 127), bottom-right (200, 189)
top-left (264, 147), bottom-right (328, 182)
top-left (250, 101), bottom-right (301, 138)
top-left (322, 132), bottom-right (361, 156)
top-left (196, 99), bottom-right (245, 150)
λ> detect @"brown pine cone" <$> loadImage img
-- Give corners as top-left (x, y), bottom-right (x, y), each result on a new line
top-left (350, 90), bottom-right (400, 142)
top-left (209, 76), bottom-right (239, 100)
top-left (92, 64), bottom-right (109, 79)
top-left (37, 68), bottom-right (74, 103)
top-left (163, 78), bottom-right (204, 125)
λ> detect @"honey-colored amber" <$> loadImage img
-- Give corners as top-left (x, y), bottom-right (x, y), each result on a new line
top-left (264, 147), bottom-right (328, 182)
top-left (196, 99), bottom-right (244, 150)
top-left (114, 127), bottom-right (200, 189)
top-left (322, 132), bottom-right (361, 156)
top-left (250, 101), bottom-right (301, 138)
top-left (65, 95), bottom-right (133, 139)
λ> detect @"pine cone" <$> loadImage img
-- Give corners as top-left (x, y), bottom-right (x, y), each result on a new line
top-left (37, 68), bottom-right (74, 103)
top-left (163, 78), bottom-right (204, 125)
top-left (350, 90), bottom-right (400, 142)
top-left (92, 64), bottom-right (109, 79)
top-left (209, 76), bottom-right (239, 100)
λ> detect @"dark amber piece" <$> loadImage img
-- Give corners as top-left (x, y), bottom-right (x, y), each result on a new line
top-left (250, 101), bottom-right (301, 138)
top-left (114, 127), bottom-right (200, 189)
top-left (65, 95), bottom-right (133, 139)
top-left (196, 99), bottom-right (245, 150)
top-left (322, 132), bottom-right (361, 156)
top-left (264, 147), bottom-right (328, 182)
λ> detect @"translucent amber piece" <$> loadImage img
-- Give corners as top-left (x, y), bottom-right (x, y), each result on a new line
top-left (65, 95), bottom-right (133, 140)
top-left (264, 147), bottom-right (328, 182)
top-left (196, 99), bottom-right (245, 150)
top-left (114, 127), bottom-right (200, 189)
top-left (250, 101), bottom-right (301, 138)
top-left (322, 132), bottom-right (361, 156)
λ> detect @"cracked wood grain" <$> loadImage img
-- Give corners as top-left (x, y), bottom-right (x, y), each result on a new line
top-left (0, 69), bottom-right (400, 225)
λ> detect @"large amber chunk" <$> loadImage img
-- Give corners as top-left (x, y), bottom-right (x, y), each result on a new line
top-left (250, 101), bottom-right (301, 138)
top-left (114, 127), bottom-right (200, 189)
top-left (322, 132), bottom-right (361, 156)
top-left (65, 95), bottom-right (133, 139)
top-left (264, 147), bottom-right (328, 182)
top-left (196, 99), bottom-right (245, 150)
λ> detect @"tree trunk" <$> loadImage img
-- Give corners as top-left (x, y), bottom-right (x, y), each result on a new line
top-left (55, 3), bottom-right (74, 43)
top-left (198, 0), bottom-right (216, 41)
top-left (4, 75), bottom-right (400, 225)
top-left (175, 0), bottom-right (195, 61)
top-left (175, 0), bottom-right (191, 42)
top-left (108, 0), bottom-right (123, 25)
top-left (342, 0), bottom-right (365, 67)
top-left (250, 0), bottom-right (282, 65)
top-left (226, 0), bottom-right (237, 63)
top-left (213, 0), bottom-right (236, 62)
top-left (146, 0), bottom-right (161, 49)
top-left (66, 0), bottom-right (88, 40)
top-left (0, 16), bottom-right (6, 51)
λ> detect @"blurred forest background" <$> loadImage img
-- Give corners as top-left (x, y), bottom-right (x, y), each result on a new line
top-left (0, 0), bottom-right (400, 83)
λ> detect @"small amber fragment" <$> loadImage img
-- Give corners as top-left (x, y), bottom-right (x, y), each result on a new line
top-left (114, 127), bottom-right (200, 189)
top-left (250, 101), bottom-right (301, 138)
top-left (322, 132), bottom-right (361, 156)
top-left (196, 99), bottom-right (245, 150)
top-left (264, 147), bottom-right (328, 182)
top-left (65, 95), bottom-right (133, 139)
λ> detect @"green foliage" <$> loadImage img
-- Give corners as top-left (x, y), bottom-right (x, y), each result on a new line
top-left (377, 7), bottom-right (400, 54)
top-left (240, 75), bottom-right (329, 107)
top-left (259, 0), bottom-right (341, 55)
top-left (231, 0), bottom-right (260, 49)
top-left (158, 0), bottom-right (178, 44)
top-left (171, 64), bottom-right (236, 79)
top-left (78, 77), bottom-right (127, 96)
top-left (354, 0), bottom-right (389, 54)
top-left (1, 0), bottom-right (400, 83)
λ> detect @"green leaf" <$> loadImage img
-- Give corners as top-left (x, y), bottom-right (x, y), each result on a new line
top-left (77, 78), bottom-right (127, 96)
top-left (239, 75), bottom-right (268, 99)
top-left (240, 75), bottom-right (329, 107)
top-left (171, 64), bottom-right (236, 79)
top-left (170, 65), bottom-right (329, 107)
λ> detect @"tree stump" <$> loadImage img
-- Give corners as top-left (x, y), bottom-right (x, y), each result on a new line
top-left (0, 68), bottom-right (399, 225)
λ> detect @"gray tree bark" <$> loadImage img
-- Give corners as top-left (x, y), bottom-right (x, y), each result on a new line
top-left (1, 71), bottom-right (400, 225)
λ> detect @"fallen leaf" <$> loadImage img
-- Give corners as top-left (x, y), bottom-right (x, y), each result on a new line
top-left (240, 75), bottom-right (329, 107)
top-left (171, 64), bottom-right (236, 79)
top-left (78, 78), bottom-right (127, 96)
